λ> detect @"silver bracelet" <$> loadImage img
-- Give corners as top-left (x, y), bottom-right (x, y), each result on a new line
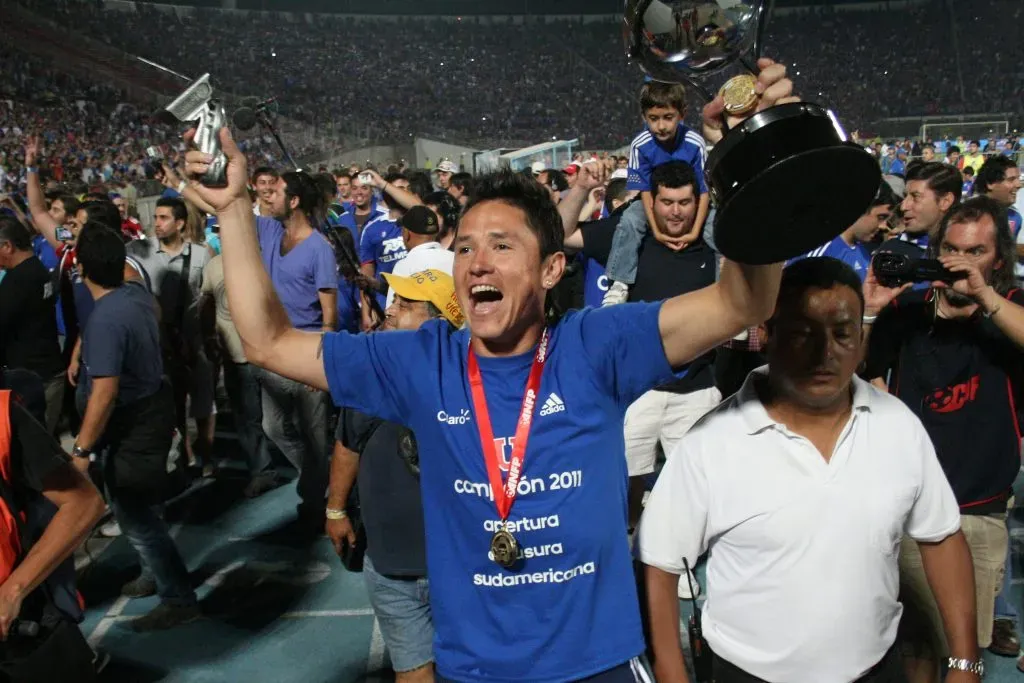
top-left (325, 507), bottom-right (347, 521)
top-left (862, 315), bottom-right (878, 324)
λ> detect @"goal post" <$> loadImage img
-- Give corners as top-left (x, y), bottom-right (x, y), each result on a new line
top-left (920, 120), bottom-right (1009, 144)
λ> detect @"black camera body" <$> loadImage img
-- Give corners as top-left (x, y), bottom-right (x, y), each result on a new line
top-left (872, 251), bottom-right (968, 288)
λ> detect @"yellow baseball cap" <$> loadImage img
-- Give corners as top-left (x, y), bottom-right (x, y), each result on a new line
top-left (382, 269), bottom-right (465, 328)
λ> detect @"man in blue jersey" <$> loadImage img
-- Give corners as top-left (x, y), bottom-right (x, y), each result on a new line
top-left (359, 172), bottom-right (411, 314)
top-left (184, 58), bottom-right (796, 683)
top-left (603, 82), bottom-right (710, 306)
top-left (788, 178), bottom-right (900, 282)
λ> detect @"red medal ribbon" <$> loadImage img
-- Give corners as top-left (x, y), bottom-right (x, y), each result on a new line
top-left (467, 328), bottom-right (550, 523)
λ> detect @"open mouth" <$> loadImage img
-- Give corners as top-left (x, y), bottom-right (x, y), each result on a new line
top-left (470, 285), bottom-right (504, 316)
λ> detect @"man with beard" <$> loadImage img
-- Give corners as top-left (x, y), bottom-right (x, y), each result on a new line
top-left (864, 196), bottom-right (1024, 682)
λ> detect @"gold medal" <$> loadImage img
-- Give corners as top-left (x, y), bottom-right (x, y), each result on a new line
top-left (719, 74), bottom-right (759, 117)
top-left (490, 529), bottom-right (519, 569)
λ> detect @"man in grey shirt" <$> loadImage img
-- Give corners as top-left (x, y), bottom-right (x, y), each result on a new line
top-left (127, 197), bottom-right (216, 475)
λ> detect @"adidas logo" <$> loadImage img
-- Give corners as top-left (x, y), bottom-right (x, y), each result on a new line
top-left (539, 393), bottom-right (566, 417)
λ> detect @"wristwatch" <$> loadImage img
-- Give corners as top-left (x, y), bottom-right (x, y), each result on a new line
top-left (71, 445), bottom-right (92, 461)
top-left (947, 657), bottom-right (984, 677)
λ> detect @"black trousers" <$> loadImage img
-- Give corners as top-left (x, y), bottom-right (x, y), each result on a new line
top-left (710, 646), bottom-right (906, 683)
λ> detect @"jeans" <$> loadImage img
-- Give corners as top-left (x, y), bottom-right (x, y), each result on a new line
top-left (222, 361), bottom-right (271, 476)
top-left (103, 456), bottom-right (196, 607)
top-left (995, 517), bottom-right (1018, 622)
top-left (604, 201), bottom-right (648, 285)
top-left (254, 367), bottom-right (330, 514)
top-left (363, 556), bottom-right (433, 673)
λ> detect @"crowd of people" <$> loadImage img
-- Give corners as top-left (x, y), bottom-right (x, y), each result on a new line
top-left (1, 1), bottom-right (1024, 682)
top-left (5, 0), bottom-right (1024, 155)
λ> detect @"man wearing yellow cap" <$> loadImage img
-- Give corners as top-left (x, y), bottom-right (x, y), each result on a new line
top-left (326, 268), bottom-right (462, 683)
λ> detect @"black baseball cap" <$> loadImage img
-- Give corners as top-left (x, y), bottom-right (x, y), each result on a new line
top-left (400, 205), bottom-right (440, 235)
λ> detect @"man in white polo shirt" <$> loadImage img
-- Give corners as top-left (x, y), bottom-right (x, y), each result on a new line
top-left (385, 205), bottom-right (454, 309)
top-left (638, 257), bottom-right (981, 683)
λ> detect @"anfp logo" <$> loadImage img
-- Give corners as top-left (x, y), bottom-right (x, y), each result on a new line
top-left (493, 436), bottom-right (515, 472)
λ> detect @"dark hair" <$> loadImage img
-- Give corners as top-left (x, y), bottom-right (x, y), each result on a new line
top-left (975, 156), bottom-right (1017, 196)
top-left (281, 171), bottom-right (326, 221)
top-left (772, 257), bottom-right (865, 321)
top-left (313, 172), bottom-right (338, 202)
top-left (605, 178), bottom-right (629, 213)
top-left (0, 215), bottom-right (32, 251)
top-left (464, 169), bottom-right (564, 259)
top-left (405, 171), bottom-right (434, 202)
top-left (381, 172), bottom-right (410, 211)
top-left (331, 225), bottom-right (360, 280)
top-left (650, 161), bottom-right (700, 200)
top-left (47, 193), bottom-right (80, 216)
top-left (76, 222), bottom-right (125, 288)
top-left (77, 199), bottom-right (121, 233)
top-left (931, 196), bottom-right (1016, 295)
top-left (251, 166), bottom-right (278, 183)
top-left (906, 162), bottom-right (962, 205)
top-left (547, 170), bottom-right (569, 194)
top-left (451, 173), bottom-right (474, 194)
top-left (639, 81), bottom-right (686, 115)
top-left (425, 191), bottom-right (461, 233)
top-left (156, 196), bottom-right (188, 224)
top-left (947, 145), bottom-right (961, 156)
top-left (872, 178), bottom-right (900, 209)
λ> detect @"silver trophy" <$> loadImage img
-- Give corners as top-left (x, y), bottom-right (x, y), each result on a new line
top-left (624, 0), bottom-right (880, 264)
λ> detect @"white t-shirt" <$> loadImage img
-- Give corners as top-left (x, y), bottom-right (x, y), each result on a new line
top-left (385, 241), bottom-right (455, 309)
top-left (638, 370), bottom-right (960, 683)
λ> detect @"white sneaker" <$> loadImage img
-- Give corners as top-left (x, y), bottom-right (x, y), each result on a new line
top-left (677, 569), bottom-right (701, 600)
top-left (602, 281), bottom-right (629, 306)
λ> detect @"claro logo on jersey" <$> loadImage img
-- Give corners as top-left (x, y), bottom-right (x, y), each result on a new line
top-left (926, 375), bottom-right (980, 413)
top-left (437, 409), bottom-right (471, 425)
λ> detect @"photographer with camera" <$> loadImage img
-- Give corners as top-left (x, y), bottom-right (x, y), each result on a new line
top-left (863, 196), bottom-right (1024, 682)
top-left (327, 268), bottom-right (463, 683)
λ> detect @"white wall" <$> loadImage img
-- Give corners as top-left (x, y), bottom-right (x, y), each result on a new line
top-left (414, 139), bottom-right (480, 171)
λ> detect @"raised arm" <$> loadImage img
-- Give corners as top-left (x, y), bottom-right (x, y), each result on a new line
top-left (183, 129), bottom-right (329, 391)
top-left (560, 163), bottom-right (608, 251)
top-left (23, 137), bottom-right (61, 251)
top-left (659, 260), bottom-right (782, 367)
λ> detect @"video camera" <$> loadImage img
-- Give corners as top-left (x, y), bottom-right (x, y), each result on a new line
top-left (156, 74), bottom-right (228, 188)
top-left (871, 251), bottom-right (968, 288)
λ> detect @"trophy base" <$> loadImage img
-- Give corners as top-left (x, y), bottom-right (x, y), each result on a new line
top-left (707, 103), bottom-right (881, 265)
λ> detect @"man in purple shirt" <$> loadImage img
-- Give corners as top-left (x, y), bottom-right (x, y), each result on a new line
top-left (256, 171), bottom-right (338, 530)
